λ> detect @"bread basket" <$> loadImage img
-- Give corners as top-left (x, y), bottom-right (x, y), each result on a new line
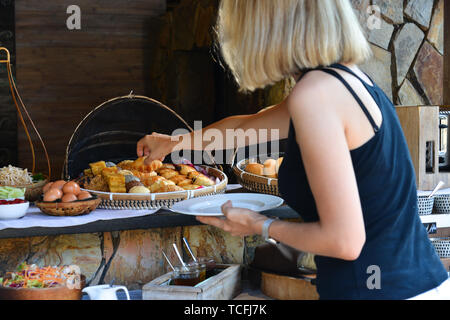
top-left (35, 196), bottom-right (101, 216)
top-left (232, 152), bottom-right (283, 196)
top-left (77, 165), bottom-right (228, 210)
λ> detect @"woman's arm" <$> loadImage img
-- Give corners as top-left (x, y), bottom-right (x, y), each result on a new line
top-left (137, 101), bottom-right (290, 162)
top-left (197, 75), bottom-right (366, 261)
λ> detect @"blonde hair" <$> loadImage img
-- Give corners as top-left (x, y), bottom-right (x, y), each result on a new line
top-left (216, 0), bottom-right (372, 92)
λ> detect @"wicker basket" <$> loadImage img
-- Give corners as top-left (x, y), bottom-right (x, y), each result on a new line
top-left (417, 194), bottom-right (435, 216)
top-left (35, 196), bottom-right (101, 216)
top-left (433, 193), bottom-right (450, 214)
top-left (232, 153), bottom-right (283, 196)
top-left (430, 237), bottom-right (450, 259)
top-left (78, 165), bottom-right (228, 210)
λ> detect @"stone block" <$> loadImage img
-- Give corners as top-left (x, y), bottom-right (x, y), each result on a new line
top-left (397, 78), bottom-right (425, 106)
top-left (367, 17), bottom-right (394, 50)
top-left (360, 44), bottom-right (393, 100)
top-left (428, 0), bottom-right (444, 55)
top-left (394, 23), bottom-right (425, 86)
top-left (372, 0), bottom-right (404, 24)
top-left (404, 0), bottom-right (435, 29)
top-left (413, 41), bottom-right (443, 105)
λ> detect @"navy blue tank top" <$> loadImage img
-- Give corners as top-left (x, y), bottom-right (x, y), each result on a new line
top-left (278, 64), bottom-right (448, 300)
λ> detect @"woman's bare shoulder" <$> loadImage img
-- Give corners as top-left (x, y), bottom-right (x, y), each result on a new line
top-left (287, 70), bottom-right (344, 115)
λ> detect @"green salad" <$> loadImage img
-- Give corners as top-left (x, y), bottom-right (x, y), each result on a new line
top-left (0, 186), bottom-right (25, 200)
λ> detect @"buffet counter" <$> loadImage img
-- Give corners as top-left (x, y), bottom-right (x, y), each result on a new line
top-left (0, 185), bottom-right (299, 239)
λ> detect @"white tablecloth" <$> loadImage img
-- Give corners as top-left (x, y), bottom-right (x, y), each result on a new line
top-left (0, 184), bottom-right (244, 231)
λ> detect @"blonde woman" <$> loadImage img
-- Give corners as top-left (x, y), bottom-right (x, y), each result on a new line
top-left (137, 0), bottom-right (449, 299)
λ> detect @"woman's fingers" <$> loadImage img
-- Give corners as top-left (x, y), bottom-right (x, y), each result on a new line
top-left (196, 216), bottom-right (226, 229)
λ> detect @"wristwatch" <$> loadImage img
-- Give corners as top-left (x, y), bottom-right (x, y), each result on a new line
top-left (262, 218), bottom-right (277, 242)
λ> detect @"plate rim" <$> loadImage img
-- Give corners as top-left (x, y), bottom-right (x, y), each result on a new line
top-left (170, 193), bottom-right (284, 216)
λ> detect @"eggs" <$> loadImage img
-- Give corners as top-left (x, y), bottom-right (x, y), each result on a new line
top-left (51, 180), bottom-right (67, 190)
top-left (63, 181), bottom-right (81, 195)
top-left (43, 188), bottom-right (63, 202)
top-left (77, 191), bottom-right (92, 200)
top-left (61, 193), bottom-right (78, 203)
top-left (43, 182), bottom-right (54, 193)
top-left (42, 181), bottom-right (90, 203)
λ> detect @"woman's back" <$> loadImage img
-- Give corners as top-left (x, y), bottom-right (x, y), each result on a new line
top-left (278, 64), bottom-right (448, 299)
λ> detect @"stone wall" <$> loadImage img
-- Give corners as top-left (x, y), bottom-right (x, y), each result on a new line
top-left (354, 0), bottom-right (444, 106)
top-left (0, 0), bottom-right (17, 167)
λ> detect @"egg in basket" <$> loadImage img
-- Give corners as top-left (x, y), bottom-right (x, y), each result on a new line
top-left (77, 157), bottom-right (228, 210)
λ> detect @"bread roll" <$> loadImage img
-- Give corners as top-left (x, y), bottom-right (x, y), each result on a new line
top-left (263, 159), bottom-right (277, 178)
top-left (177, 164), bottom-right (196, 175)
top-left (193, 174), bottom-right (215, 187)
top-left (245, 163), bottom-right (264, 176)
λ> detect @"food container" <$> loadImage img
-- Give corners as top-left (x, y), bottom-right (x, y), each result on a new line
top-left (35, 196), bottom-right (101, 217)
top-left (433, 190), bottom-right (450, 214)
top-left (430, 237), bottom-right (450, 259)
top-left (232, 152), bottom-right (284, 196)
top-left (1, 178), bottom-right (48, 203)
top-left (143, 264), bottom-right (241, 300)
top-left (62, 95), bottom-right (227, 210)
top-left (0, 201), bottom-right (29, 220)
top-left (417, 191), bottom-right (435, 216)
top-left (0, 275), bottom-right (86, 300)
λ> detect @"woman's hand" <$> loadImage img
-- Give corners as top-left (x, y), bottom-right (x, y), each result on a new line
top-left (196, 201), bottom-right (268, 237)
top-left (137, 132), bottom-right (178, 164)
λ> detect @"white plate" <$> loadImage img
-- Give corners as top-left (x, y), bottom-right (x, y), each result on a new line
top-left (170, 193), bottom-right (284, 216)
top-left (0, 201), bottom-right (29, 220)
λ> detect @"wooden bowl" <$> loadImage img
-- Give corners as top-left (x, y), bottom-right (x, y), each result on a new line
top-left (0, 275), bottom-right (86, 300)
top-left (35, 197), bottom-right (101, 216)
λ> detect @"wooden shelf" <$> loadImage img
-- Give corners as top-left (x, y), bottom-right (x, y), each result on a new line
top-left (420, 214), bottom-right (450, 228)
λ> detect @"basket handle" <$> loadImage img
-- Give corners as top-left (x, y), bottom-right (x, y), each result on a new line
top-left (0, 47), bottom-right (52, 180)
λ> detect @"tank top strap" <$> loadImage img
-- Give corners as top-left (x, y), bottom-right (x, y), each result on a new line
top-left (329, 63), bottom-right (375, 88)
top-left (317, 68), bottom-right (380, 133)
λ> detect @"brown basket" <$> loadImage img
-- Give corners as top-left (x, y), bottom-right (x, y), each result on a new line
top-left (35, 197), bottom-right (101, 216)
top-left (232, 153), bottom-right (283, 196)
top-left (77, 165), bottom-right (228, 210)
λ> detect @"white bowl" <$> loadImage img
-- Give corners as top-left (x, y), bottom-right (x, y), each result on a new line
top-left (0, 201), bottom-right (29, 220)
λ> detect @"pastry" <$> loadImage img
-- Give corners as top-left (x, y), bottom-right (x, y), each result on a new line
top-left (159, 184), bottom-right (184, 193)
top-left (128, 185), bottom-right (151, 194)
top-left (177, 164), bottom-right (196, 175)
top-left (169, 174), bottom-right (188, 185)
top-left (105, 173), bottom-right (126, 193)
top-left (85, 175), bottom-right (108, 192)
top-left (245, 163), bottom-right (264, 176)
top-left (89, 161), bottom-right (107, 176)
top-left (160, 163), bottom-right (176, 171)
top-left (193, 174), bottom-right (214, 187)
top-left (101, 166), bottom-right (119, 179)
top-left (117, 160), bottom-right (134, 170)
top-left (177, 178), bottom-right (194, 187)
top-left (187, 171), bottom-right (200, 179)
top-left (126, 180), bottom-right (144, 192)
top-left (159, 169), bottom-right (179, 180)
top-left (182, 184), bottom-right (202, 190)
